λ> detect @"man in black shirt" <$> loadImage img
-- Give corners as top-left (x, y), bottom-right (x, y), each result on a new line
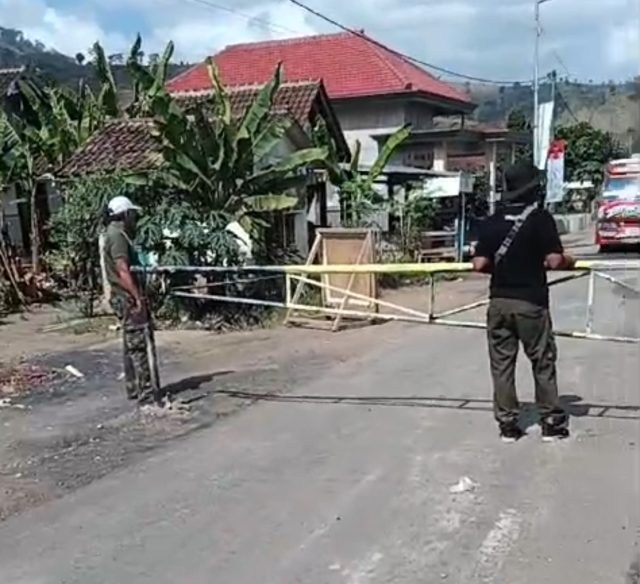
top-left (473, 161), bottom-right (575, 443)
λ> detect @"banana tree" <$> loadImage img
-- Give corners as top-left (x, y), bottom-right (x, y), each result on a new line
top-left (90, 41), bottom-right (119, 118)
top-left (315, 122), bottom-right (411, 227)
top-left (126, 35), bottom-right (176, 118)
top-left (0, 112), bottom-right (42, 271)
top-left (136, 60), bottom-right (328, 247)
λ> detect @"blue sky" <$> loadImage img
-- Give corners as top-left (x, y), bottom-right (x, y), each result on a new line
top-left (1, 0), bottom-right (638, 82)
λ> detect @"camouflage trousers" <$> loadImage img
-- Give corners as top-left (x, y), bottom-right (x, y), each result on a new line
top-left (110, 296), bottom-right (161, 405)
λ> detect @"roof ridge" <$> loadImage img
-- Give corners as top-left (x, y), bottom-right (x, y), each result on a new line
top-left (365, 39), bottom-right (413, 90)
top-left (398, 56), bottom-right (470, 101)
top-left (220, 31), bottom-right (350, 53)
top-left (106, 117), bottom-right (156, 126)
top-left (172, 79), bottom-right (321, 97)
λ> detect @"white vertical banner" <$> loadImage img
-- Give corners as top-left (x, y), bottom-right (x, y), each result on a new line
top-left (546, 140), bottom-right (565, 204)
top-left (535, 100), bottom-right (554, 170)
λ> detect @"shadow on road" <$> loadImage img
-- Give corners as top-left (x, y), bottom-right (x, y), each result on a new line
top-left (164, 371), bottom-right (235, 397)
top-left (215, 390), bottom-right (640, 423)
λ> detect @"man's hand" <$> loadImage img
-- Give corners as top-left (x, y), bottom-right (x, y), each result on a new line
top-left (472, 256), bottom-right (492, 273)
top-left (545, 253), bottom-right (575, 270)
top-left (132, 296), bottom-right (146, 316)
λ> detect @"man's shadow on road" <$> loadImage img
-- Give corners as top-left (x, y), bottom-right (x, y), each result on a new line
top-left (163, 371), bottom-right (234, 400)
top-left (213, 390), bottom-right (639, 423)
top-left (518, 395), bottom-right (591, 430)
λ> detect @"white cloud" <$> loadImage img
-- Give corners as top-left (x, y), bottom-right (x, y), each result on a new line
top-left (1, 0), bottom-right (639, 80)
top-left (0, 0), bottom-right (127, 55)
top-left (606, 15), bottom-right (640, 72)
top-left (145, 1), bottom-right (317, 62)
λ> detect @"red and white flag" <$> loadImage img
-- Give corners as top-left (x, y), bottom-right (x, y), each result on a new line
top-left (546, 140), bottom-right (565, 204)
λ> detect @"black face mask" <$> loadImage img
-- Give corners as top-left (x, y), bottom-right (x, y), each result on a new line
top-left (123, 211), bottom-right (138, 237)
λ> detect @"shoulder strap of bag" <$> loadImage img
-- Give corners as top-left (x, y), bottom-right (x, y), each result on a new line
top-left (494, 202), bottom-right (538, 265)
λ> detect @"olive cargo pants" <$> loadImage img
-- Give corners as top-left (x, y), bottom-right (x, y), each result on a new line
top-left (487, 298), bottom-right (567, 427)
top-left (110, 296), bottom-right (161, 405)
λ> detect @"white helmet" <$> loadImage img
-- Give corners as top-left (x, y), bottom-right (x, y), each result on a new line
top-left (107, 196), bottom-right (141, 216)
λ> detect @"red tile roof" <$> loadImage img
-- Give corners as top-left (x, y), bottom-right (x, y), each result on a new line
top-left (167, 32), bottom-right (473, 109)
top-left (58, 119), bottom-right (163, 177)
top-left (173, 81), bottom-right (322, 130)
top-left (173, 80), bottom-right (349, 159)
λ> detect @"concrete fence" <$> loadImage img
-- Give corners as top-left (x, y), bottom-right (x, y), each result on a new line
top-left (554, 213), bottom-right (593, 235)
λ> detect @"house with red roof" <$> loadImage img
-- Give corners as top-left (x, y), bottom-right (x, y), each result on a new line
top-left (168, 32), bottom-right (527, 177)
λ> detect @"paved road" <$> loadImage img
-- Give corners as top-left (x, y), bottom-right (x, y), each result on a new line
top-left (0, 272), bottom-right (638, 583)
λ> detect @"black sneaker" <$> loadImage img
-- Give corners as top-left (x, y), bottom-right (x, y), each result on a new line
top-left (541, 423), bottom-right (569, 442)
top-left (499, 424), bottom-right (524, 444)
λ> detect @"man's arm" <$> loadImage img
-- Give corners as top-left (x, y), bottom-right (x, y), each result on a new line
top-left (110, 234), bottom-right (144, 313)
top-left (539, 211), bottom-right (576, 270)
top-left (115, 257), bottom-right (144, 311)
top-left (472, 222), bottom-right (493, 273)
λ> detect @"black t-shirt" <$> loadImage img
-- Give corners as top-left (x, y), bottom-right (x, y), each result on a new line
top-left (474, 204), bottom-right (563, 307)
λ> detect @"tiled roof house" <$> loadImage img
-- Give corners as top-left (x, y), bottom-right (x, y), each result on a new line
top-left (168, 32), bottom-right (528, 174)
top-left (60, 81), bottom-right (348, 177)
top-left (167, 32), bottom-right (476, 167)
top-left (168, 32), bottom-right (472, 109)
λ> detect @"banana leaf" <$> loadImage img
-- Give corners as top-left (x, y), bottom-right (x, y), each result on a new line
top-left (248, 146), bottom-right (328, 187)
top-left (92, 42), bottom-right (119, 116)
top-left (366, 124), bottom-right (410, 186)
top-left (240, 62), bottom-right (282, 138)
top-left (253, 117), bottom-right (291, 162)
top-left (206, 60), bottom-right (231, 125)
top-left (245, 194), bottom-right (299, 213)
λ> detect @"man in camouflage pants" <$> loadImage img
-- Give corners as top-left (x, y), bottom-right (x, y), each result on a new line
top-left (102, 196), bottom-right (161, 406)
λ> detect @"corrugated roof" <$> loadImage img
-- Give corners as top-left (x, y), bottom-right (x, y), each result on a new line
top-left (167, 32), bottom-right (473, 110)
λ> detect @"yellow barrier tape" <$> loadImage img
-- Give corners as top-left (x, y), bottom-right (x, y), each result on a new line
top-left (144, 259), bottom-right (640, 275)
top-left (281, 262), bottom-right (472, 274)
top-left (279, 259), bottom-right (639, 274)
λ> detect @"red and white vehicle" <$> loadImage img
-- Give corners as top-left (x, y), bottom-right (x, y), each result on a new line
top-left (596, 156), bottom-right (640, 253)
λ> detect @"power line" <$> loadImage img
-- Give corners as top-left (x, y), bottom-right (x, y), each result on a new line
top-left (556, 88), bottom-right (580, 123)
top-left (181, 0), bottom-right (302, 36)
top-left (552, 50), bottom-right (573, 80)
top-left (287, 0), bottom-right (532, 86)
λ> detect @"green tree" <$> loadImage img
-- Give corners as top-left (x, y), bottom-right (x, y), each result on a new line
top-left (315, 122), bottom-right (411, 227)
top-left (131, 60), bottom-right (329, 261)
top-left (507, 107), bottom-right (529, 131)
top-left (555, 122), bottom-right (627, 186)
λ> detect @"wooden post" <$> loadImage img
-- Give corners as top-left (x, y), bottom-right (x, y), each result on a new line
top-left (283, 231), bottom-right (321, 324)
top-left (98, 232), bottom-right (112, 310)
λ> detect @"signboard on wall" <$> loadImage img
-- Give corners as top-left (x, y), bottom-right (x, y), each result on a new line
top-left (423, 172), bottom-right (474, 198)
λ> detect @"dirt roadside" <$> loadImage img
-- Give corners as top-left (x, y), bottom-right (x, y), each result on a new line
top-left (0, 276), bottom-right (489, 522)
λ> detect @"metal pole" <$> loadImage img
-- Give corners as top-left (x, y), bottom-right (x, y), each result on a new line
top-left (428, 274), bottom-right (436, 322)
top-left (457, 191), bottom-right (466, 262)
top-left (533, 0), bottom-right (540, 167)
top-left (585, 270), bottom-right (596, 335)
top-left (285, 273), bottom-right (292, 307)
top-left (489, 142), bottom-right (497, 215)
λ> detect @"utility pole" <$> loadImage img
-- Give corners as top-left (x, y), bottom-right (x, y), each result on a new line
top-left (533, 0), bottom-right (551, 167)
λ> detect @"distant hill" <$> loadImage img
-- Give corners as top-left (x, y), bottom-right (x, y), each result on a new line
top-left (0, 26), bottom-right (191, 94)
top-left (456, 78), bottom-right (640, 149)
